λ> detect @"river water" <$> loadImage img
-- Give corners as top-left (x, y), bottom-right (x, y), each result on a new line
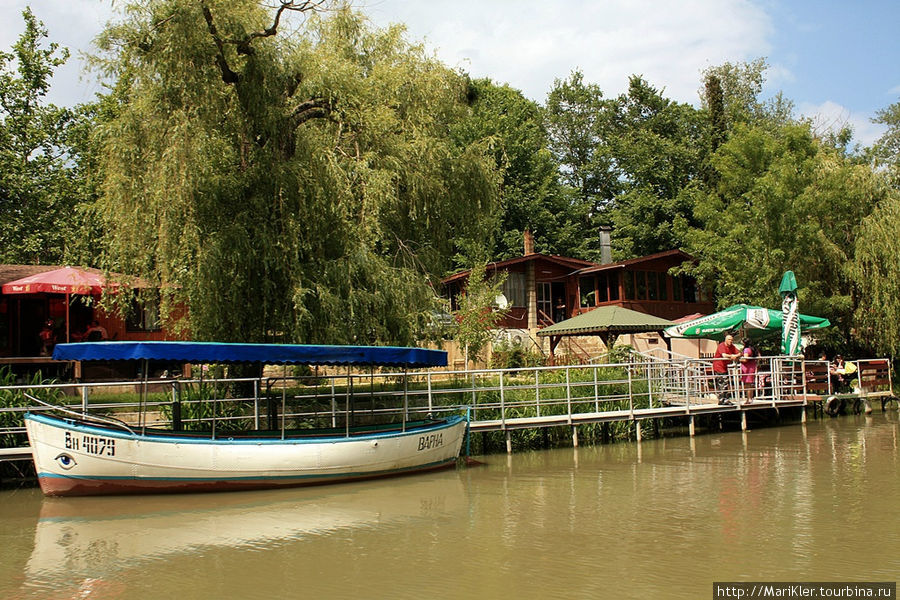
top-left (1, 413), bottom-right (898, 599)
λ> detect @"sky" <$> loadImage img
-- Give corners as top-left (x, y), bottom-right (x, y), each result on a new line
top-left (2, 0), bottom-right (898, 146)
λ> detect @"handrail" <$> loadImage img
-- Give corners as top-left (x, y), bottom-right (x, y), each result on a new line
top-left (23, 393), bottom-right (136, 435)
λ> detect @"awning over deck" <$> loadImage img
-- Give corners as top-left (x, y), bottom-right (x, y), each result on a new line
top-left (52, 341), bottom-right (447, 368)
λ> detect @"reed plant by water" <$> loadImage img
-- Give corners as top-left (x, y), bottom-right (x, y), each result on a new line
top-left (0, 367), bottom-right (64, 448)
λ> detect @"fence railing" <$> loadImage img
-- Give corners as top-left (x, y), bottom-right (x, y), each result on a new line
top-left (1, 355), bottom-right (894, 451)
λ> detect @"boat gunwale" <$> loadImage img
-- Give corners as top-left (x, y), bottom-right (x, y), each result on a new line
top-left (25, 412), bottom-right (466, 446)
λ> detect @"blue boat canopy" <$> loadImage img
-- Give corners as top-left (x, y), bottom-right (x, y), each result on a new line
top-left (52, 341), bottom-right (447, 368)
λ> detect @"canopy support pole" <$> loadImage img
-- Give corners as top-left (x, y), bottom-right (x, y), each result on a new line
top-left (402, 368), bottom-right (408, 432)
top-left (345, 366), bottom-right (351, 438)
top-left (65, 293), bottom-right (71, 343)
top-left (140, 358), bottom-right (148, 435)
top-left (281, 364), bottom-right (287, 440)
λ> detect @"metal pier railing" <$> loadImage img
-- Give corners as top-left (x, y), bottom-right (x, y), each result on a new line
top-left (1, 355), bottom-right (895, 463)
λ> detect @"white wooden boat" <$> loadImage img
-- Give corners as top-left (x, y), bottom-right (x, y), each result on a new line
top-left (25, 342), bottom-right (466, 496)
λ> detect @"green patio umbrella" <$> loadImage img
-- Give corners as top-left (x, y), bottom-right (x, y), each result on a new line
top-left (779, 271), bottom-right (801, 355)
top-left (663, 303), bottom-right (829, 341)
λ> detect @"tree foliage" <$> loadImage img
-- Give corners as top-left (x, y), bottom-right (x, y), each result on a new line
top-left (0, 8), bottom-right (78, 264)
top-left (455, 78), bottom-right (588, 260)
top-left (92, 1), bottom-right (500, 344)
top-left (684, 121), bottom-right (886, 346)
top-left (544, 70), bottom-right (613, 260)
top-left (870, 98), bottom-right (900, 186)
top-left (606, 76), bottom-right (706, 258)
top-left (453, 262), bottom-right (507, 366)
top-left (851, 193), bottom-right (900, 354)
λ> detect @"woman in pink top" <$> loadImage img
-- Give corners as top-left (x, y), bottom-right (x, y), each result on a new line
top-left (739, 337), bottom-right (758, 405)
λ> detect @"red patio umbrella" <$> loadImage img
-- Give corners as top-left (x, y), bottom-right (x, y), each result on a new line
top-left (2, 266), bottom-right (119, 343)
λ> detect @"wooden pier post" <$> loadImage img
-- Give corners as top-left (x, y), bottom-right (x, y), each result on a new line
top-left (572, 425), bottom-right (579, 448)
top-left (689, 415), bottom-right (696, 437)
top-left (741, 411), bottom-right (747, 432)
top-left (635, 421), bottom-right (642, 443)
top-left (505, 430), bottom-right (512, 454)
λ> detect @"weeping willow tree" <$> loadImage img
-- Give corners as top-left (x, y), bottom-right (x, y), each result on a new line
top-left (851, 194), bottom-right (900, 355)
top-left (90, 0), bottom-right (500, 344)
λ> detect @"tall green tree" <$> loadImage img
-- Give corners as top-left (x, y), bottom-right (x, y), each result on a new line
top-left (453, 78), bottom-right (587, 260)
top-left (685, 121), bottom-right (884, 345)
top-left (0, 8), bottom-right (77, 263)
top-left (92, 1), bottom-right (500, 344)
top-left (544, 70), bottom-right (616, 260)
top-left (606, 76), bottom-right (706, 258)
top-left (850, 192), bottom-right (900, 354)
top-left (699, 58), bottom-right (793, 131)
top-left (869, 98), bottom-right (900, 186)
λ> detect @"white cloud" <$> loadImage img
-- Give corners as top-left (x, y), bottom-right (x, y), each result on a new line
top-left (798, 100), bottom-right (887, 148)
top-left (363, 0), bottom-right (773, 104)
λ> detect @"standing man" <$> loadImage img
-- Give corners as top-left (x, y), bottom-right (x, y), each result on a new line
top-left (713, 334), bottom-right (741, 404)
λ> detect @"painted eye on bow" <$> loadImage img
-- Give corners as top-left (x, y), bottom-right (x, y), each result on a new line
top-left (54, 453), bottom-right (77, 470)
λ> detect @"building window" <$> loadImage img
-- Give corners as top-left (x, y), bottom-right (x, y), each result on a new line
top-left (537, 282), bottom-right (552, 318)
top-left (648, 272), bottom-right (659, 300)
top-left (595, 273), bottom-right (609, 303)
top-left (635, 271), bottom-right (647, 300)
top-left (624, 271), bottom-right (634, 300)
top-left (126, 294), bottom-right (162, 332)
top-left (658, 272), bottom-right (668, 301)
top-left (682, 276), bottom-right (698, 303)
top-left (673, 276), bottom-right (683, 301)
top-left (608, 273), bottom-right (620, 301)
top-left (579, 276), bottom-right (596, 308)
top-left (502, 272), bottom-right (526, 307)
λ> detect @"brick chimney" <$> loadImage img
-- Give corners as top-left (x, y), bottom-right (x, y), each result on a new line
top-left (524, 230), bottom-right (535, 255)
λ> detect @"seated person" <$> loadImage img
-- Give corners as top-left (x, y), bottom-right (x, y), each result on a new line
top-left (84, 320), bottom-right (109, 341)
top-left (830, 355), bottom-right (856, 392)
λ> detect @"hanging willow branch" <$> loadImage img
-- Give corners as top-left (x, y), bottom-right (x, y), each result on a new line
top-left (200, 0), bottom-right (331, 139)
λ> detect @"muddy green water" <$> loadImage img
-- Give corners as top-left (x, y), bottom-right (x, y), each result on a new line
top-left (1, 413), bottom-right (898, 599)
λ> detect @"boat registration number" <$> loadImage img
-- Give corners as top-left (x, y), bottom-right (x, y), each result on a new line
top-left (417, 433), bottom-right (443, 451)
top-left (65, 431), bottom-right (116, 456)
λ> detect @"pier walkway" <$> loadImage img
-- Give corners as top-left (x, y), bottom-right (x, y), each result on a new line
top-left (1, 353), bottom-right (895, 463)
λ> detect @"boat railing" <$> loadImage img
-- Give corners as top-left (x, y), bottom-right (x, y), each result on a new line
top-left (21, 392), bottom-right (136, 434)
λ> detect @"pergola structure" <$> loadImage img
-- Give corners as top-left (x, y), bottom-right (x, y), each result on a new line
top-left (537, 305), bottom-right (675, 362)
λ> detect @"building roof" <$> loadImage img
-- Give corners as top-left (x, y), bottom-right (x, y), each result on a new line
top-left (0, 264), bottom-right (59, 286)
top-left (575, 249), bottom-right (695, 275)
top-left (441, 253), bottom-right (598, 285)
top-left (536, 305), bottom-right (675, 337)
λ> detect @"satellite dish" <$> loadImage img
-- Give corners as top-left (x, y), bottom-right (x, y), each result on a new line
top-left (495, 294), bottom-right (509, 310)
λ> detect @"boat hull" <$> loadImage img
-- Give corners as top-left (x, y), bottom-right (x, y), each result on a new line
top-left (25, 413), bottom-right (466, 496)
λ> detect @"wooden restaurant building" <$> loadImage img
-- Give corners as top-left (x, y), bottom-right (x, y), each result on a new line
top-left (440, 234), bottom-right (717, 359)
top-left (0, 264), bottom-right (180, 377)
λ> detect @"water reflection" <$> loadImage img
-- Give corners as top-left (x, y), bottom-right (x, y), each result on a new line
top-left (2, 414), bottom-right (898, 599)
top-left (15, 473), bottom-right (465, 599)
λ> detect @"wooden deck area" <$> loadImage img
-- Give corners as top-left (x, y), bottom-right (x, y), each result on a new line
top-left (469, 398), bottom-right (807, 433)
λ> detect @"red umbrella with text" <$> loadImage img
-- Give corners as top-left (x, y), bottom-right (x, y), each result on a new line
top-left (1, 267), bottom-right (119, 343)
